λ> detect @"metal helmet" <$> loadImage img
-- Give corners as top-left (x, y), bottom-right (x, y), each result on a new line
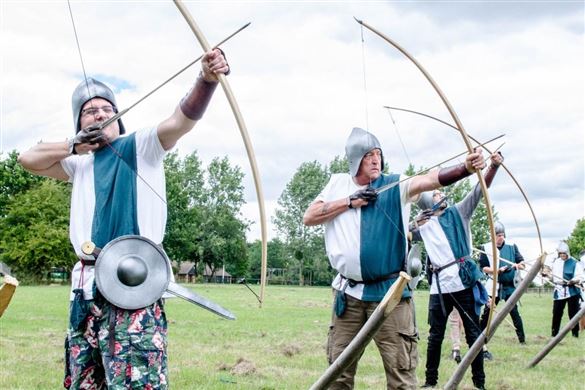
top-left (495, 221), bottom-right (506, 236)
top-left (345, 127), bottom-right (384, 177)
top-left (417, 191), bottom-right (434, 210)
top-left (557, 241), bottom-right (570, 257)
top-left (71, 78), bottom-right (126, 135)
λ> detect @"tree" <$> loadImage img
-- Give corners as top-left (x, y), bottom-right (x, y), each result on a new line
top-left (328, 155), bottom-right (348, 174)
top-left (247, 238), bottom-right (288, 282)
top-left (273, 161), bottom-right (329, 285)
top-left (566, 217), bottom-right (585, 257)
top-left (199, 157), bottom-right (249, 279)
top-left (0, 151), bottom-right (43, 217)
top-left (163, 153), bottom-right (249, 280)
top-left (163, 151), bottom-right (205, 268)
top-left (0, 180), bottom-right (75, 282)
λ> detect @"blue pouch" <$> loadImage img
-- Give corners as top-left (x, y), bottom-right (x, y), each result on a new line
top-left (69, 288), bottom-right (89, 330)
top-left (334, 280), bottom-right (350, 317)
top-left (458, 257), bottom-right (483, 289)
top-left (472, 281), bottom-right (489, 316)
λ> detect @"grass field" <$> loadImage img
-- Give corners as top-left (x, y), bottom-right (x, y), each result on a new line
top-left (0, 282), bottom-right (583, 389)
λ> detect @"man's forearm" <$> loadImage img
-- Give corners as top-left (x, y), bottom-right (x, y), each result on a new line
top-left (484, 163), bottom-right (500, 188)
top-left (303, 199), bottom-right (351, 226)
top-left (438, 163), bottom-right (473, 186)
top-left (157, 76), bottom-right (219, 151)
top-left (18, 141), bottom-right (69, 171)
top-left (180, 75), bottom-right (218, 121)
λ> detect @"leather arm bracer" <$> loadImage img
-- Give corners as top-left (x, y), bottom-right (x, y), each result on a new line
top-left (483, 163), bottom-right (500, 188)
top-left (438, 163), bottom-right (472, 186)
top-left (179, 75), bottom-right (218, 121)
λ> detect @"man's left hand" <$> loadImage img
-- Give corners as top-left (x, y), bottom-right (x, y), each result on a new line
top-left (464, 147), bottom-right (486, 173)
top-left (490, 151), bottom-right (504, 167)
top-left (201, 48), bottom-right (230, 82)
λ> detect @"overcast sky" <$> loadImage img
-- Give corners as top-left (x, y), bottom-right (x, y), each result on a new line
top-left (1, 1), bottom-right (583, 262)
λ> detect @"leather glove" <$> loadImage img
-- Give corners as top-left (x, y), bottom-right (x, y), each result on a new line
top-left (68, 123), bottom-right (105, 154)
top-left (416, 209), bottom-right (434, 225)
top-left (77, 123), bottom-right (105, 144)
top-left (349, 187), bottom-right (378, 203)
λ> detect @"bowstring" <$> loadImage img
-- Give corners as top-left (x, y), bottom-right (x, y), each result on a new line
top-left (385, 108), bottom-right (412, 166)
top-left (66, 1), bottom-right (168, 207)
top-left (359, 24), bottom-right (409, 270)
top-left (359, 24), bottom-right (370, 133)
top-left (67, 0), bottom-right (97, 120)
top-left (358, 21), bottom-right (490, 341)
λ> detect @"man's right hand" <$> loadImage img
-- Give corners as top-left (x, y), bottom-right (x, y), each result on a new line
top-left (568, 278), bottom-right (581, 286)
top-left (70, 124), bottom-right (106, 154)
top-left (350, 187), bottom-right (378, 202)
top-left (76, 123), bottom-right (105, 144)
top-left (414, 209), bottom-right (434, 226)
top-left (348, 187), bottom-right (378, 209)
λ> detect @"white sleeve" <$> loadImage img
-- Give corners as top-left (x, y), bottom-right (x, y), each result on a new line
top-left (135, 127), bottom-right (166, 165)
top-left (399, 174), bottom-right (417, 205)
top-left (575, 260), bottom-right (585, 282)
top-left (60, 156), bottom-right (78, 183)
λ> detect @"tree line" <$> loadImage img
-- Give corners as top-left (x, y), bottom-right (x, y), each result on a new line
top-left (1, 150), bottom-right (583, 285)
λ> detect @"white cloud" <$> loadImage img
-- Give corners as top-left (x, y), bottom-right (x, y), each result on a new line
top-left (1, 2), bottom-right (583, 250)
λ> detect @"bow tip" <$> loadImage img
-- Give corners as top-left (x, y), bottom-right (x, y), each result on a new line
top-left (353, 16), bottom-right (363, 25)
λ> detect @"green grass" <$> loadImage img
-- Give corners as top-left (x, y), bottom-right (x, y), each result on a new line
top-left (0, 283), bottom-right (583, 389)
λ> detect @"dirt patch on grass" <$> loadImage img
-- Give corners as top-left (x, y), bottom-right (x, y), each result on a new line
top-left (281, 343), bottom-right (301, 357)
top-left (219, 357), bottom-right (257, 376)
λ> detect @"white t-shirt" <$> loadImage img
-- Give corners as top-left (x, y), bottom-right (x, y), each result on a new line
top-left (315, 173), bottom-right (414, 300)
top-left (61, 127), bottom-right (167, 300)
top-left (550, 257), bottom-right (584, 300)
top-left (420, 218), bottom-right (467, 294)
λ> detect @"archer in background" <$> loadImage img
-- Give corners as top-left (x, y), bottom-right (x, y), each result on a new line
top-left (545, 242), bottom-right (584, 338)
top-left (304, 127), bottom-right (485, 389)
top-left (415, 152), bottom-right (503, 390)
top-left (479, 220), bottom-right (526, 362)
top-left (18, 49), bottom-right (228, 389)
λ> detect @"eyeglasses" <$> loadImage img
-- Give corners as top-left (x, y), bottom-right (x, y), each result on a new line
top-left (81, 105), bottom-right (116, 117)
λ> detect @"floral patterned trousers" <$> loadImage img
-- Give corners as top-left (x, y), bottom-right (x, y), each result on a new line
top-left (64, 297), bottom-right (168, 389)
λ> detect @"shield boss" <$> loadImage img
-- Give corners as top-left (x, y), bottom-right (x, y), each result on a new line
top-left (95, 235), bottom-right (170, 310)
